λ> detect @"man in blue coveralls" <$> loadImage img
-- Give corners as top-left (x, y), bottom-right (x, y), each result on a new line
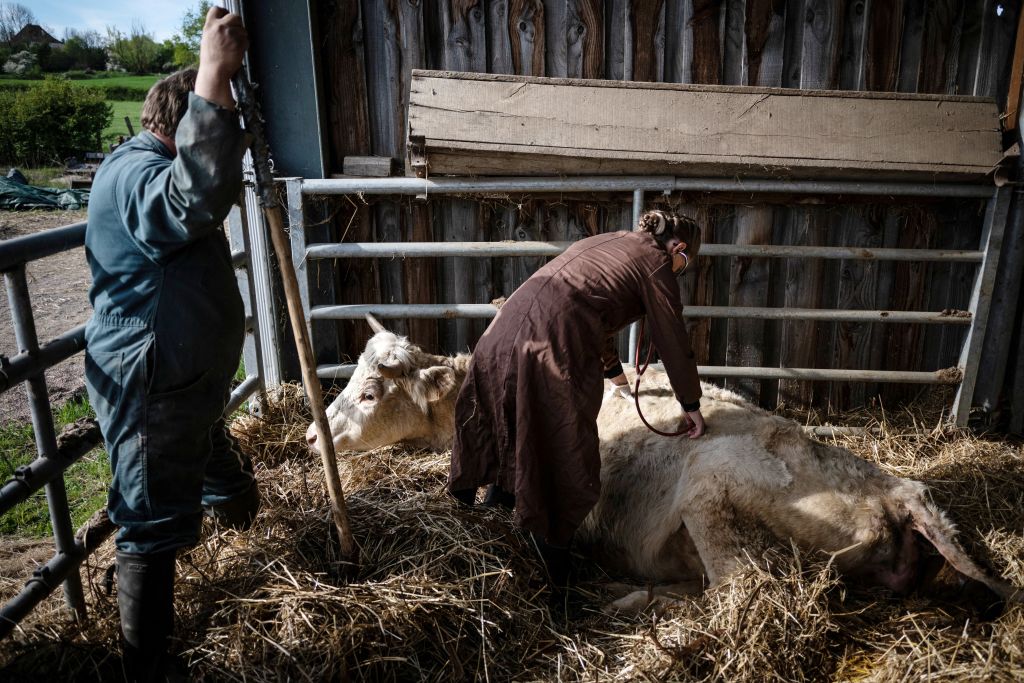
top-left (83, 7), bottom-right (258, 680)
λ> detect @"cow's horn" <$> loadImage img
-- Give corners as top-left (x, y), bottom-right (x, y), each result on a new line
top-left (377, 362), bottom-right (404, 378)
top-left (366, 313), bottom-right (387, 335)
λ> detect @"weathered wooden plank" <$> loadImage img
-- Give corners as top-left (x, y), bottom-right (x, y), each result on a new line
top-left (664, 0), bottom-right (694, 83)
top-left (918, 0), bottom-right (964, 94)
top-left (692, 0), bottom-right (723, 84)
top-left (989, 0), bottom-right (1021, 106)
top-left (746, 0), bottom-right (787, 87)
top-left (865, 0), bottom-right (904, 91)
top-left (1005, 1), bottom-right (1024, 129)
top-left (881, 207), bottom-right (933, 405)
top-left (605, 0), bottom-right (629, 79)
top-left (726, 207), bottom-right (774, 402)
top-left (839, 0), bottom-right (870, 90)
top-left (678, 205), bottom-right (716, 366)
top-left (318, 0), bottom-right (377, 359)
top-left (403, 202), bottom-right (439, 350)
top-left (778, 206), bottom-right (827, 407)
top-left (800, 0), bottom-right (843, 89)
top-left (342, 156), bottom-right (396, 177)
top-left (955, 0), bottom-right (989, 96)
top-left (831, 206), bottom-right (883, 409)
top-left (897, 0), bottom-right (926, 92)
top-left (509, 0), bottom-right (545, 75)
top-left (575, 0), bottom-right (605, 78)
top-left (545, 0), bottom-right (570, 76)
top-left (708, 207), bottom-right (735, 371)
top-left (922, 200), bottom-right (977, 371)
top-left (487, 0), bottom-right (514, 74)
top-left (365, 0), bottom-right (408, 335)
top-left (408, 71), bottom-right (1003, 179)
top-left (438, 1), bottom-right (488, 352)
top-left (724, 0), bottom-right (748, 85)
top-left (631, 0), bottom-right (667, 82)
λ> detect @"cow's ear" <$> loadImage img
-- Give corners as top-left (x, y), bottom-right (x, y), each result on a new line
top-left (412, 366), bottom-right (459, 405)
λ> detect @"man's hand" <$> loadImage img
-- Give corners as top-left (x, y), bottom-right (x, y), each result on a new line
top-left (682, 409), bottom-right (706, 439)
top-left (195, 7), bottom-right (248, 110)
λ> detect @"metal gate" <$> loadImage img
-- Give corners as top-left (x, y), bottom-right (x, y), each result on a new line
top-left (0, 193), bottom-right (273, 636)
top-left (288, 174), bottom-right (1008, 428)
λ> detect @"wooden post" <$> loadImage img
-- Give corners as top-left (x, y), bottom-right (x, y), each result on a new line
top-left (1005, 0), bottom-right (1024, 132)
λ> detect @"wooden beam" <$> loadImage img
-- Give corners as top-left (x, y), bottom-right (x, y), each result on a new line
top-left (1006, 0), bottom-right (1024, 132)
top-left (408, 70), bottom-right (1003, 180)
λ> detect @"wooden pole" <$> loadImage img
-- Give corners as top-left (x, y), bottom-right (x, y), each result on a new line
top-left (222, 1), bottom-right (357, 560)
top-left (262, 203), bottom-right (357, 559)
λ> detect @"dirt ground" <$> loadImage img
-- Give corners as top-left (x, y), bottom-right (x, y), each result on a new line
top-left (0, 209), bottom-right (92, 425)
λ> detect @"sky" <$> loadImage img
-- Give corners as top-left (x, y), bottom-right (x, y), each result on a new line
top-left (28, 0), bottom-right (194, 43)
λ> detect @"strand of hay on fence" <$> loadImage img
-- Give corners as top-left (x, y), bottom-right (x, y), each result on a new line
top-left (0, 385), bottom-right (1020, 681)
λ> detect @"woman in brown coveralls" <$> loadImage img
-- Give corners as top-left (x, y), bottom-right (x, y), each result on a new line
top-left (449, 210), bottom-right (705, 584)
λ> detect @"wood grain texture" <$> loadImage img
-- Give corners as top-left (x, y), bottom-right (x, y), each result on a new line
top-left (691, 0), bottom-right (723, 84)
top-left (865, 0), bottom-right (904, 91)
top-left (726, 206), bottom-right (774, 403)
top-left (509, 0), bottom-right (545, 75)
top-left (408, 71), bottom-right (1003, 179)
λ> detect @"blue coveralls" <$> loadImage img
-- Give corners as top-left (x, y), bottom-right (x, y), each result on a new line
top-left (84, 94), bottom-right (255, 555)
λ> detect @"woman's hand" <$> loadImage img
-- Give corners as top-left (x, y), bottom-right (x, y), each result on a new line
top-left (683, 409), bottom-right (706, 439)
top-left (604, 378), bottom-right (632, 402)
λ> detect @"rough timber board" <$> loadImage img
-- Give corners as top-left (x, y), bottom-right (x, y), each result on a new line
top-left (408, 70), bottom-right (1003, 180)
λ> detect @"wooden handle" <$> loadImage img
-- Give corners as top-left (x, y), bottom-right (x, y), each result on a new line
top-left (263, 204), bottom-right (357, 560)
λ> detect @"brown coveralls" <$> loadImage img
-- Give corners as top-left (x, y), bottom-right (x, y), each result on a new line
top-left (449, 230), bottom-right (702, 546)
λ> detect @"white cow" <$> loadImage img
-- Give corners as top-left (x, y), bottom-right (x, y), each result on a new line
top-left (309, 317), bottom-right (1021, 612)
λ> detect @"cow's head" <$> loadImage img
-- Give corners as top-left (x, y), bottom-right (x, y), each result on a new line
top-left (306, 315), bottom-right (463, 453)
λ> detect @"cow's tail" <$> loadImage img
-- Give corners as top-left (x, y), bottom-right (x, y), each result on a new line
top-left (903, 483), bottom-right (1022, 604)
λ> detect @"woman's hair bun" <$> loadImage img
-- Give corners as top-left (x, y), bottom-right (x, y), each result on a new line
top-left (637, 210), bottom-right (668, 235)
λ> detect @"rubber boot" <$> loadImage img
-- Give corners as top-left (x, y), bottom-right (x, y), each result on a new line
top-left (450, 488), bottom-right (478, 507)
top-left (204, 483), bottom-right (261, 530)
top-left (482, 484), bottom-right (516, 510)
top-left (116, 550), bottom-right (181, 683)
top-left (531, 533), bottom-right (572, 588)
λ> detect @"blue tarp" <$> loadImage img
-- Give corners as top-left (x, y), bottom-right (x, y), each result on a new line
top-left (0, 174), bottom-right (89, 211)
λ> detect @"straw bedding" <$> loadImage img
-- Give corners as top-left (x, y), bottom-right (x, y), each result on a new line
top-left (1, 384), bottom-right (1021, 682)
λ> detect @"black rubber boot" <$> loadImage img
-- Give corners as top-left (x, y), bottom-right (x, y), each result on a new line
top-left (531, 533), bottom-right (572, 588)
top-left (116, 550), bottom-right (182, 683)
top-left (204, 483), bottom-right (261, 530)
top-left (450, 488), bottom-right (478, 507)
top-left (482, 484), bottom-right (516, 510)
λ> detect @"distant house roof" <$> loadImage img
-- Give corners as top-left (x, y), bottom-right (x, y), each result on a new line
top-left (10, 24), bottom-right (63, 48)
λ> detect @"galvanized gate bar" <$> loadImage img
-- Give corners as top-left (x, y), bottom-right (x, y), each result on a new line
top-left (952, 185), bottom-right (1014, 426)
top-left (316, 362), bottom-right (956, 384)
top-left (0, 222), bottom-right (86, 273)
top-left (2, 266), bottom-right (86, 620)
top-left (300, 176), bottom-right (993, 198)
top-left (305, 241), bottom-right (984, 262)
top-left (303, 175), bottom-right (677, 195)
top-left (309, 303), bottom-right (970, 325)
top-left (0, 422), bottom-right (102, 515)
top-left (0, 325), bottom-right (86, 392)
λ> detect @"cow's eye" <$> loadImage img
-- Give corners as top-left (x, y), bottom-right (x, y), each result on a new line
top-left (361, 392), bottom-right (375, 402)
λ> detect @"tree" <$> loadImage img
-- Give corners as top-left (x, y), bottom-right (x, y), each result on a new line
top-left (106, 21), bottom-right (160, 74)
top-left (0, 79), bottom-right (111, 165)
top-left (171, 1), bottom-right (211, 68)
top-left (0, 2), bottom-right (35, 44)
top-left (60, 29), bottom-right (108, 71)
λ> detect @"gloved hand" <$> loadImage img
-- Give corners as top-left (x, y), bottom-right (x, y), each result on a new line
top-left (604, 383), bottom-right (632, 402)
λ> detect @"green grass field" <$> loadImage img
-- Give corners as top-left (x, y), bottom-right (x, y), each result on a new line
top-left (105, 100), bottom-right (144, 144)
top-left (0, 74), bottom-right (161, 90)
top-left (0, 397), bottom-right (109, 537)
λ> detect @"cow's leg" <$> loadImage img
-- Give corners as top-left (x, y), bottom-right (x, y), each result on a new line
top-left (602, 581), bottom-right (704, 615)
top-left (681, 506), bottom-right (763, 586)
